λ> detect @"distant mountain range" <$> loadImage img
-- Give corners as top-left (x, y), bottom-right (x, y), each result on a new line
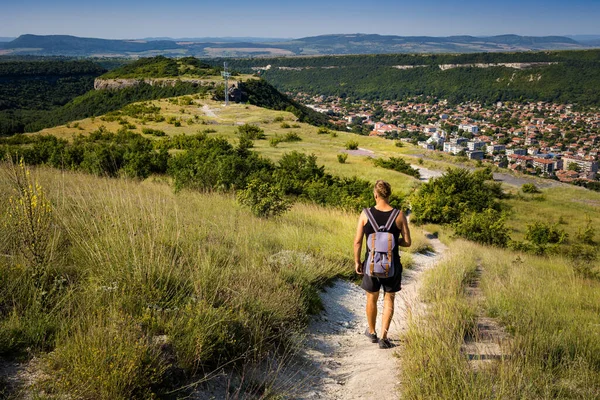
top-left (0, 33), bottom-right (597, 57)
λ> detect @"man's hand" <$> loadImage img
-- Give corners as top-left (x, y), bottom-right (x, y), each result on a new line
top-left (355, 261), bottom-right (363, 275)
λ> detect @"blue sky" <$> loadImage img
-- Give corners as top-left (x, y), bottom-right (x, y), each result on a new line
top-left (1, 0), bottom-right (599, 39)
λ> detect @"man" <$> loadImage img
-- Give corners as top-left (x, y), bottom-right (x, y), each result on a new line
top-left (353, 180), bottom-right (411, 348)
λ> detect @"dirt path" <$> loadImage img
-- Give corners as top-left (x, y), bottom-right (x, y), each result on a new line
top-left (202, 104), bottom-right (217, 117)
top-left (287, 236), bottom-right (447, 399)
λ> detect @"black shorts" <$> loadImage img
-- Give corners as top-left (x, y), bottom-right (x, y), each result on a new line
top-left (361, 265), bottom-right (402, 293)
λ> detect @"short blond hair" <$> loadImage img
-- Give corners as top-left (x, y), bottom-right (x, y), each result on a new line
top-left (374, 180), bottom-right (392, 200)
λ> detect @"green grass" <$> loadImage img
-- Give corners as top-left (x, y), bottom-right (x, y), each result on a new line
top-left (39, 97), bottom-right (422, 196)
top-left (401, 239), bottom-right (600, 399)
top-left (0, 163), bottom-right (358, 397)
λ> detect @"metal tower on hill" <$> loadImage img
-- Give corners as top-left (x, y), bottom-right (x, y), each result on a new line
top-left (221, 62), bottom-right (231, 106)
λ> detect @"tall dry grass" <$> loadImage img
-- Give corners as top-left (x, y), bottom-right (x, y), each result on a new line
top-left (401, 239), bottom-right (600, 399)
top-left (0, 164), bottom-right (358, 398)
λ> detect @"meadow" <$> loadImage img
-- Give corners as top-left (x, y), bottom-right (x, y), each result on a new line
top-left (402, 239), bottom-right (600, 399)
top-left (2, 92), bottom-right (600, 398)
top-left (0, 160), bottom-right (429, 398)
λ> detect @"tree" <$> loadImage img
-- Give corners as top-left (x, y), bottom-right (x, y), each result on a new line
top-left (568, 162), bottom-right (581, 172)
top-left (237, 178), bottom-right (291, 218)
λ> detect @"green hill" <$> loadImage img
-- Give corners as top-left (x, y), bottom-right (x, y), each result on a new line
top-left (220, 50), bottom-right (600, 105)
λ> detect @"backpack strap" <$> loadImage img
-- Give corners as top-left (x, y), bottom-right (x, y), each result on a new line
top-left (363, 208), bottom-right (380, 232)
top-left (383, 209), bottom-right (400, 232)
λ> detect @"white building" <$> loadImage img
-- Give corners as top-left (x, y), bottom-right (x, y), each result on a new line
top-left (459, 124), bottom-right (479, 134)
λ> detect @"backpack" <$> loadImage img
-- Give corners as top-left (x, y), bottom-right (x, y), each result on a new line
top-left (363, 208), bottom-right (400, 278)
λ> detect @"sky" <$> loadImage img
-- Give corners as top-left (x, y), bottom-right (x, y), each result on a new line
top-left (1, 0), bottom-right (599, 39)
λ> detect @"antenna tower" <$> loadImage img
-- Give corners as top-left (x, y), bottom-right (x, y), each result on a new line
top-left (221, 62), bottom-right (231, 106)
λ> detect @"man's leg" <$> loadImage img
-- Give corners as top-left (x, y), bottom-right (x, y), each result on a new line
top-left (366, 290), bottom-right (379, 334)
top-left (381, 292), bottom-right (395, 339)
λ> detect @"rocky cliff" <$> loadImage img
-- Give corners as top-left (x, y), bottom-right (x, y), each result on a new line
top-left (93, 78), bottom-right (216, 90)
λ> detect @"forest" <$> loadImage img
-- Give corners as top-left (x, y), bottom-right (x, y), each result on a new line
top-left (216, 50), bottom-right (600, 106)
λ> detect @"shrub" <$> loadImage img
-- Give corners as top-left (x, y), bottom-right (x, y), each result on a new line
top-left (337, 154), bottom-right (348, 164)
top-left (521, 183), bottom-right (541, 193)
top-left (525, 221), bottom-right (568, 246)
top-left (269, 137), bottom-right (282, 147)
top-left (46, 311), bottom-right (167, 399)
top-left (236, 123), bottom-right (265, 140)
top-left (410, 167), bottom-right (504, 225)
top-left (280, 122), bottom-right (291, 129)
top-left (141, 128), bottom-right (166, 137)
top-left (453, 208), bottom-right (510, 247)
top-left (3, 158), bottom-right (55, 284)
top-left (317, 127), bottom-right (329, 135)
top-left (273, 115), bottom-right (284, 122)
top-left (237, 178), bottom-right (291, 218)
top-left (576, 215), bottom-right (595, 245)
top-left (330, 131), bottom-right (338, 138)
top-left (373, 156), bottom-right (420, 179)
top-left (345, 140), bottom-right (359, 150)
top-left (395, 141), bottom-right (404, 147)
top-left (283, 132), bottom-right (301, 142)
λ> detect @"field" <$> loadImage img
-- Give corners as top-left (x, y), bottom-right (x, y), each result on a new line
top-left (38, 96), bottom-right (423, 195)
top-left (402, 239), bottom-right (600, 399)
top-left (3, 91), bottom-right (600, 397)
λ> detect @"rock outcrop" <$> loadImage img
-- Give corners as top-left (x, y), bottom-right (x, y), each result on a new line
top-left (93, 78), bottom-right (215, 90)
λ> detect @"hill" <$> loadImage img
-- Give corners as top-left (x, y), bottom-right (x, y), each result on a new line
top-left (1, 87), bottom-right (599, 397)
top-left (220, 50), bottom-right (600, 106)
top-left (0, 59), bottom-right (107, 135)
top-left (0, 33), bottom-right (593, 58)
top-left (0, 57), bottom-right (330, 135)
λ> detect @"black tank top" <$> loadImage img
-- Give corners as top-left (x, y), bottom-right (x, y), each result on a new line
top-left (364, 207), bottom-right (402, 274)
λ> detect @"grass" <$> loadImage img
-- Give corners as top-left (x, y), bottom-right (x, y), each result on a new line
top-left (401, 239), bottom-right (600, 399)
top-left (0, 163), bottom-right (363, 397)
top-left (37, 97), bottom-right (422, 196)
top-left (505, 184), bottom-right (600, 242)
top-left (12, 92), bottom-right (600, 398)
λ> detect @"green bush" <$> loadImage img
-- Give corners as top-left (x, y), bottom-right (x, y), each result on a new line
top-left (317, 127), bottom-right (329, 135)
top-left (237, 178), bottom-right (292, 218)
top-left (525, 221), bottom-right (568, 246)
top-left (141, 128), bottom-right (166, 137)
top-left (453, 208), bottom-right (510, 247)
top-left (236, 123), bottom-right (265, 140)
top-left (283, 132), bottom-right (302, 142)
top-left (269, 136), bottom-right (282, 147)
top-left (345, 140), bottom-right (359, 150)
top-left (521, 183), bottom-right (541, 193)
top-left (373, 156), bottom-right (420, 178)
top-left (280, 122), bottom-right (291, 129)
top-left (410, 167), bottom-right (504, 225)
top-left (337, 153), bottom-right (348, 164)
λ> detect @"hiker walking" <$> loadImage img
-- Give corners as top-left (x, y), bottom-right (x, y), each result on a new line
top-left (353, 180), bottom-right (411, 348)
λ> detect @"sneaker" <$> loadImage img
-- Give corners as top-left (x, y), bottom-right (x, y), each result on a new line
top-left (364, 329), bottom-right (378, 343)
top-left (379, 338), bottom-right (393, 349)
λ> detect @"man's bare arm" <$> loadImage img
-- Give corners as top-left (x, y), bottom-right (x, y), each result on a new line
top-left (353, 212), bottom-right (366, 274)
top-left (397, 211), bottom-right (412, 247)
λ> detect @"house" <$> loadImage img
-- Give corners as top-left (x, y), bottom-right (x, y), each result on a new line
top-left (467, 151), bottom-right (484, 160)
top-left (506, 148), bottom-right (527, 156)
top-left (533, 158), bottom-right (556, 174)
top-left (443, 142), bottom-right (464, 155)
top-left (562, 155), bottom-right (599, 179)
top-left (459, 123), bottom-right (479, 134)
top-left (487, 144), bottom-right (506, 154)
top-left (508, 154), bottom-right (534, 168)
top-left (467, 141), bottom-right (485, 151)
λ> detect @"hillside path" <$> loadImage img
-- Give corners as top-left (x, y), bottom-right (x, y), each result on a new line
top-left (287, 236), bottom-right (447, 399)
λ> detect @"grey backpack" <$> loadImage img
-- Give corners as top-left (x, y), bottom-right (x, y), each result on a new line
top-left (363, 208), bottom-right (400, 278)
